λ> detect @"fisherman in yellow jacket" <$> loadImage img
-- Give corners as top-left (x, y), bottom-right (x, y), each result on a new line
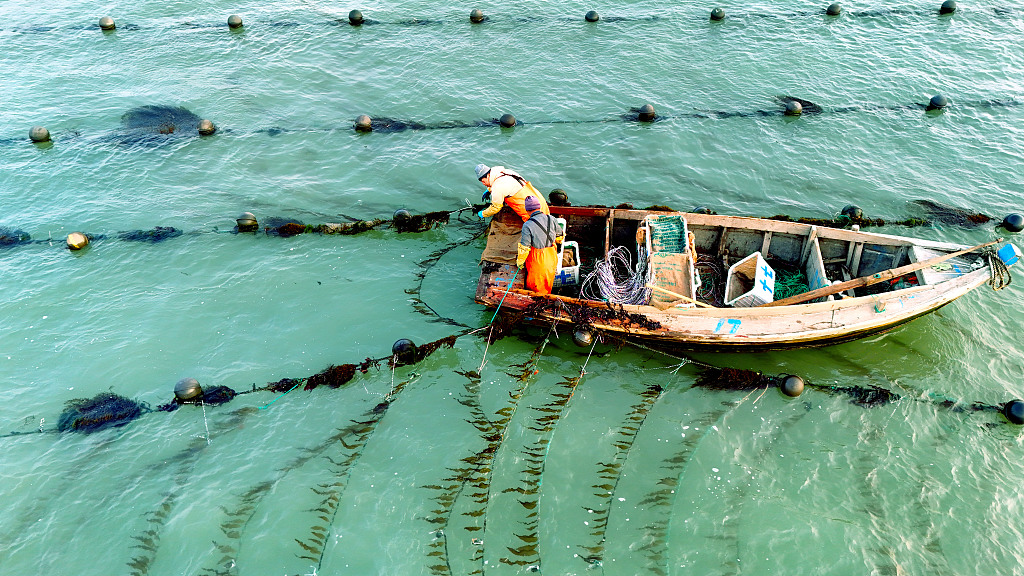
top-left (475, 164), bottom-right (549, 222)
top-left (517, 195), bottom-right (563, 295)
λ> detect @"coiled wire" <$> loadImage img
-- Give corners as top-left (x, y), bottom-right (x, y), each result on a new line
top-left (581, 245), bottom-right (652, 304)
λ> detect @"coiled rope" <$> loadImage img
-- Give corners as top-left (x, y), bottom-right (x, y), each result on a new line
top-left (987, 252), bottom-right (1013, 290)
top-left (580, 245), bottom-right (651, 305)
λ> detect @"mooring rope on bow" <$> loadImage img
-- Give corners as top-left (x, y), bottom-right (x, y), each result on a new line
top-left (987, 251), bottom-right (1013, 290)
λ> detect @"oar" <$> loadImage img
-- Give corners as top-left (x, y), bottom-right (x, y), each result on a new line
top-left (760, 238), bottom-right (1001, 307)
top-left (645, 283), bottom-right (715, 308)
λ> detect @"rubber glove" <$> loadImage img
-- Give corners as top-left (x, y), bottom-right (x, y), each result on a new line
top-left (516, 243), bottom-right (530, 269)
top-left (477, 211), bottom-right (485, 220)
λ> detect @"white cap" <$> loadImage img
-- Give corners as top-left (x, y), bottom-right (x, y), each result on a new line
top-left (475, 164), bottom-right (490, 180)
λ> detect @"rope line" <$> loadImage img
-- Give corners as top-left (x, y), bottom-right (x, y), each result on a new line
top-left (8, 99), bottom-right (1023, 147)
top-left (580, 245), bottom-right (651, 305)
top-left (987, 252), bottom-right (1013, 290)
top-left (6, 6), bottom-right (1023, 36)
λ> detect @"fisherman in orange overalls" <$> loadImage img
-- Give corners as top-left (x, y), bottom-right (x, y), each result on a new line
top-left (516, 195), bottom-right (563, 295)
top-left (475, 164), bottom-right (549, 222)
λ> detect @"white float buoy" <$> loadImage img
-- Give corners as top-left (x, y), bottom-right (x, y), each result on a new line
top-left (29, 126), bottom-right (51, 143)
top-left (198, 119), bottom-right (216, 136)
top-left (66, 232), bottom-right (89, 250)
top-left (236, 212), bottom-right (258, 232)
top-left (174, 377), bottom-right (204, 403)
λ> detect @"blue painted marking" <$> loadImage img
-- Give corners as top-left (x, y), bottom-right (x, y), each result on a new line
top-left (555, 269), bottom-right (574, 285)
top-left (761, 265), bottom-right (774, 279)
top-left (808, 268), bottom-right (827, 291)
top-left (998, 243), bottom-right (1020, 266)
top-left (714, 318), bottom-right (742, 334)
top-left (759, 277), bottom-right (773, 293)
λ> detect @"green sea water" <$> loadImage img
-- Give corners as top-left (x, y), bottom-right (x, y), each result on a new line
top-left (2, 1), bottom-right (1024, 574)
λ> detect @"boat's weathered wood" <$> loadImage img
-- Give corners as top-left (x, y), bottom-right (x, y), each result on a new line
top-left (646, 283), bottom-right (715, 308)
top-left (715, 227), bottom-right (730, 257)
top-left (799, 226), bottom-right (819, 267)
top-left (552, 206), bottom-right (610, 218)
top-left (760, 231), bottom-right (773, 256)
top-left (604, 210), bottom-right (613, 256)
top-left (760, 239), bottom-right (998, 307)
top-left (839, 267), bottom-right (856, 298)
top-left (848, 242), bottom-right (864, 276)
top-left (550, 206), bottom-right (967, 251)
top-left (478, 207), bottom-right (1005, 350)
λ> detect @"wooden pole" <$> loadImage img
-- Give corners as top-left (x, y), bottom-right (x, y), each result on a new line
top-left (760, 239), bottom-right (1000, 307)
top-left (645, 283), bottom-right (716, 308)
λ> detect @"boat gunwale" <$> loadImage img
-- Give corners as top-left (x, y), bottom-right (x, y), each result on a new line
top-left (476, 206), bottom-right (1000, 349)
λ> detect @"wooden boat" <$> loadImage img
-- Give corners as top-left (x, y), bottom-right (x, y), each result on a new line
top-left (475, 205), bottom-right (1020, 351)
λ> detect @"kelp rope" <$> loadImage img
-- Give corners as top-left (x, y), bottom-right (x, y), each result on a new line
top-left (2, 211), bottom-right (1022, 438)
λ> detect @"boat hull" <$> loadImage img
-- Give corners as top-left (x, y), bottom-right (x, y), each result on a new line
top-left (476, 263), bottom-right (990, 351)
top-left (475, 207), bottom-right (1005, 351)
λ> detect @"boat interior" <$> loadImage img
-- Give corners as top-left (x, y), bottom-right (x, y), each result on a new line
top-left (538, 207), bottom-right (981, 308)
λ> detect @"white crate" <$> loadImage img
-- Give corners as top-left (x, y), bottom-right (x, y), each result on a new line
top-left (554, 240), bottom-right (580, 288)
top-left (725, 251), bottom-right (775, 307)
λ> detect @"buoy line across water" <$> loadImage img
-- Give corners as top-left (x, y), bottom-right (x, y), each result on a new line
top-left (13, 97), bottom-right (1024, 145)
top-left (6, 3), bottom-right (1014, 36)
top-left (2, 197), bottom-right (1019, 255)
top-left (4, 243), bottom-right (1024, 439)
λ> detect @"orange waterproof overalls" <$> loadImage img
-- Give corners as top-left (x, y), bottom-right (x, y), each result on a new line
top-left (517, 209), bottom-right (563, 295)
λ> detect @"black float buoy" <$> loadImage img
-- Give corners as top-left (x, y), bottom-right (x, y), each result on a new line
top-left (355, 115), bottom-right (372, 132)
top-left (1003, 400), bottom-right (1024, 425)
top-left (784, 100), bottom-right (802, 116)
top-left (66, 232), bottom-right (89, 250)
top-left (470, 9), bottom-right (484, 23)
top-left (549, 189), bottom-right (570, 207)
top-left (174, 377), bottom-right (204, 404)
top-left (841, 205), bottom-right (864, 220)
top-left (29, 126), bottom-right (50, 143)
top-left (99, 16), bottom-right (115, 31)
top-left (198, 119), bottom-right (216, 136)
top-left (826, 3), bottom-right (841, 16)
top-left (572, 328), bottom-right (594, 348)
top-left (499, 113), bottom-right (516, 128)
top-left (926, 94), bottom-right (949, 111)
top-left (236, 212), bottom-right (258, 232)
top-left (939, 0), bottom-right (957, 15)
top-left (393, 208), bottom-right (412, 224)
top-left (227, 14), bottom-right (243, 29)
top-left (349, 9), bottom-right (364, 26)
top-left (638, 103), bottom-right (656, 122)
top-left (781, 375), bottom-right (805, 397)
top-left (392, 338), bottom-right (417, 364)
top-left (585, 10), bottom-right (600, 22)
top-left (1000, 213), bottom-right (1024, 233)
top-left (710, 7), bottom-right (725, 21)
